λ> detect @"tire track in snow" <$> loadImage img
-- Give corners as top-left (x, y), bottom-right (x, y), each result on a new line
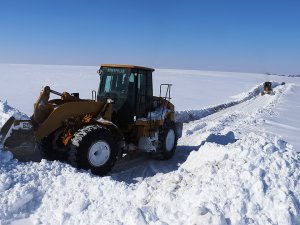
top-left (180, 84), bottom-right (288, 146)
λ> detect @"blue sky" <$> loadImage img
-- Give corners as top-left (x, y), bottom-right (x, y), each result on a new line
top-left (0, 0), bottom-right (299, 74)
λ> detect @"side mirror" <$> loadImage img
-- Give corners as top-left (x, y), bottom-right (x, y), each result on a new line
top-left (97, 69), bottom-right (103, 75)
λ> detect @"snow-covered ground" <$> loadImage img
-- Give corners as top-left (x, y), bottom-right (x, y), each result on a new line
top-left (0, 64), bottom-right (299, 225)
top-left (0, 64), bottom-right (288, 115)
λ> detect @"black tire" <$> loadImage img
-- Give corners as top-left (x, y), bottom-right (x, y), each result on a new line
top-left (156, 120), bottom-right (178, 160)
top-left (38, 130), bottom-right (68, 161)
top-left (68, 125), bottom-right (119, 176)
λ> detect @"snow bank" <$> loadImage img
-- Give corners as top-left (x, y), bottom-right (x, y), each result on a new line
top-left (0, 146), bottom-right (13, 165)
top-left (175, 82), bottom-right (281, 123)
top-left (1, 133), bottom-right (299, 224)
top-left (181, 133), bottom-right (300, 225)
top-left (0, 100), bottom-right (27, 128)
top-left (0, 100), bottom-right (27, 167)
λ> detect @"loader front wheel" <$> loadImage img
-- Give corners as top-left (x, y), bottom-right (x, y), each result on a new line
top-left (68, 125), bottom-right (118, 176)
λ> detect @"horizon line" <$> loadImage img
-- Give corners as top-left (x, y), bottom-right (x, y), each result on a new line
top-left (0, 62), bottom-right (289, 76)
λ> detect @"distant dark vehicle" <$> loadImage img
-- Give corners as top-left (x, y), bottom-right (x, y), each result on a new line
top-left (261, 81), bottom-right (273, 95)
top-left (281, 82), bottom-right (286, 85)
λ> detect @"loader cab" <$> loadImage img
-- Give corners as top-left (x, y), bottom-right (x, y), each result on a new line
top-left (97, 64), bottom-right (154, 125)
top-left (263, 81), bottom-right (272, 91)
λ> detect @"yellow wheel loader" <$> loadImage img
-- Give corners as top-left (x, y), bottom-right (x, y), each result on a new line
top-left (261, 81), bottom-right (273, 95)
top-left (0, 64), bottom-right (183, 175)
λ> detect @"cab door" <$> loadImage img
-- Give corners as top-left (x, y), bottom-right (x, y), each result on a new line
top-left (134, 69), bottom-right (153, 118)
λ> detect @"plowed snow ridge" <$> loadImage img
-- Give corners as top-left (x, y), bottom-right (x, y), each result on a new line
top-left (175, 81), bottom-right (280, 123)
top-left (0, 83), bottom-right (300, 225)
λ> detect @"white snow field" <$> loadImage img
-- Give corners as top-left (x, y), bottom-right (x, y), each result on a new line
top-left (0, 64), bottom-right (300, 225)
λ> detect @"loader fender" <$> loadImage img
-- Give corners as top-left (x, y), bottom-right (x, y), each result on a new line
top-left (35, 101), bottom-right (107, 141)
top-left (96, 120), bottom-right (125, 152)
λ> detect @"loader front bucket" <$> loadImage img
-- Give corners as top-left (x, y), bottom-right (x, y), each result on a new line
top-left (0, 116), bottom-right (40, 162)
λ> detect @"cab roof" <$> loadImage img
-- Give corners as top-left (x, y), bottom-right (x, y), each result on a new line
top-left (100, 64), bottom-right (155, 72)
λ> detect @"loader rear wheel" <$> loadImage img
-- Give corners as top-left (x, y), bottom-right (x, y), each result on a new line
top-left (39, 130), bottom-right (67, 161)
top-left (156, 120), bottom-right (178, 160)
top-left (68, 125), bottom-right (118, 176)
